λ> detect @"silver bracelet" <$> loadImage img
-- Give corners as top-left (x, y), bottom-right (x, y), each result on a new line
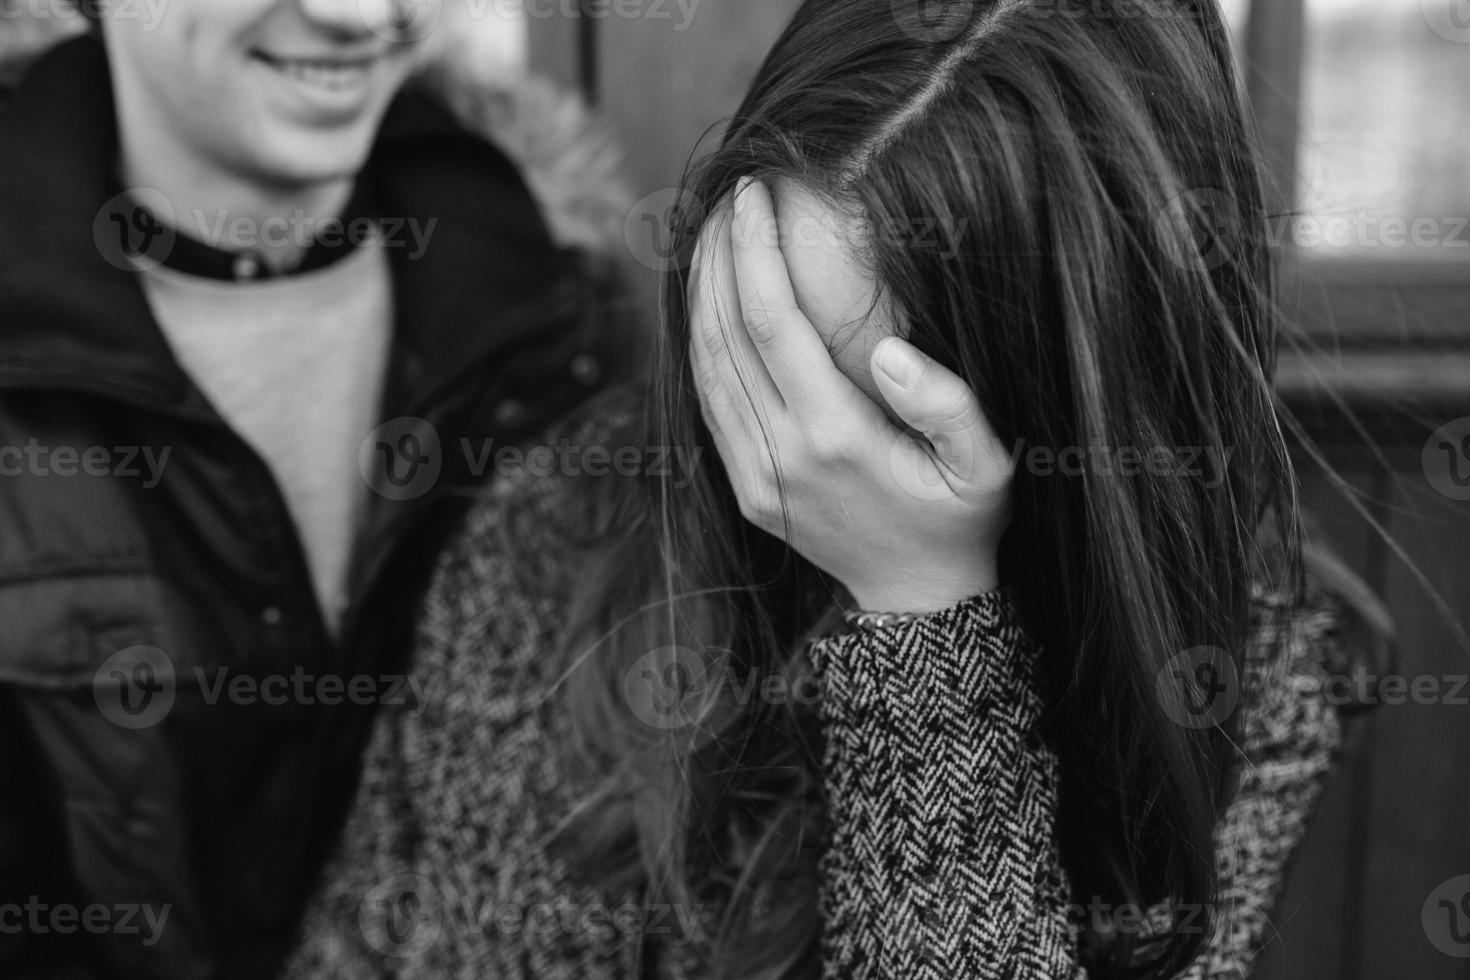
top-left (843, 610), bottom-right (925, 631)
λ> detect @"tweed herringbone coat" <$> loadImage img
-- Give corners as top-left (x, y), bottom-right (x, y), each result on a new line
top-left (286, 395), bottom-right (1352, 979)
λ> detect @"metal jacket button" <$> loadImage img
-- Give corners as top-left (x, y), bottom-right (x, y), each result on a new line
top-left (493, 399), bottom-right (527, 429)
top-left (570, 354), bottom-right (602, 387)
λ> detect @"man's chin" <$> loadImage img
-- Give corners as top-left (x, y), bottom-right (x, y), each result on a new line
top-left (245, 125), bottom-right (381, 190)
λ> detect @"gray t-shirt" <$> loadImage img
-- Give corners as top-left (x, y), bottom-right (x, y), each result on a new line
top-left (139, 244), bottom-right (393, 637)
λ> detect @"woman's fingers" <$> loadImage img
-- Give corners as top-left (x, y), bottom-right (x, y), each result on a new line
top-left (729, 178), bottom-right (847, 413)
top-left (694, 205), bottom-right (779, 398)
top-left (689, 206), bottom-right (778, 435)
top-left (870, 337), bottom-right (1013, 490)
top-left (688, 205), bottom-right (785, 512)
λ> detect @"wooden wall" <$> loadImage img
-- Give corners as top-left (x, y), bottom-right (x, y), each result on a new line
top-left (530, 1), bottom-right (799, 204)
top-left (1257, 432), bottom-right (1470, 980)
top-left (529, 1), bottom-right (801, 317)
top-left (528, 6), bottom-right (1470, 976)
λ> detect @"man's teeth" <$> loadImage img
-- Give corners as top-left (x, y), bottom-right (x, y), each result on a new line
top-left (278, 61), bottom-right (368, 90)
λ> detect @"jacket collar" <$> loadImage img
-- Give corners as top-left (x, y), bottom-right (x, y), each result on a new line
top-left (0, 34), bottom-right (586, 413)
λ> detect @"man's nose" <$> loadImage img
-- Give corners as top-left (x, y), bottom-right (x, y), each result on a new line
top-left (296, 0), bottom-right (434, 40)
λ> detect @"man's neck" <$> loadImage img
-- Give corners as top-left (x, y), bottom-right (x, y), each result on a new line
top-left (117, 127), bottom-right (356, 275)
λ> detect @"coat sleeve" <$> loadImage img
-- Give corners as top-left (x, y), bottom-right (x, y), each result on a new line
top-left (805, 589), bottom-right (1087, 979)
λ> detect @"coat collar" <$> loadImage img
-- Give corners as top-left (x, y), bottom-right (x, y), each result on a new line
top-left (0, 34), bottom-right (607, 413)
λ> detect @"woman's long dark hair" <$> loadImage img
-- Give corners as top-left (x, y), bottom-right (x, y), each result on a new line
top-left (549, 1), bottom-right (1307, 976)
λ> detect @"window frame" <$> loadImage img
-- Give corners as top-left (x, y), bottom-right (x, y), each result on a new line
top-left (1239, 0), bottom-right (1470, 437)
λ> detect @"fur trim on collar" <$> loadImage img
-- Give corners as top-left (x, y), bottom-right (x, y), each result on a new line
top-left (0, 10), bottom-right (83, 88)
top-left (418, 58), bottom-right (632, 257)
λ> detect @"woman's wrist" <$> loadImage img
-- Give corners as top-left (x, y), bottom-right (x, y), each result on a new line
top-left (846, 559), bottom-right (1000, 617)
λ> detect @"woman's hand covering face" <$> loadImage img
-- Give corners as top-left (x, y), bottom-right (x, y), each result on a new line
top-left (688, 177), bottom-right (1015, 614)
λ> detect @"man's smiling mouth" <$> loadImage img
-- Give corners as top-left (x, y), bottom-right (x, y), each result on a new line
top-left (251, 52), bottom-right (378, 93)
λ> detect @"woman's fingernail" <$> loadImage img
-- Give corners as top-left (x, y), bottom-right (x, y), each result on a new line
top-left (876, 338), bottom-right (926, 390)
